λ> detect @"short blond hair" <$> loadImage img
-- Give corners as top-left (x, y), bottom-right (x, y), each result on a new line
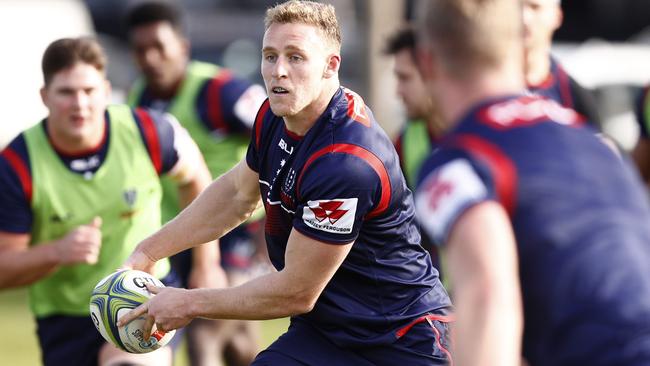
top-left (264, 0), bottom-right (341, 52)
top-left (419, 0), bottom-right (522, 80)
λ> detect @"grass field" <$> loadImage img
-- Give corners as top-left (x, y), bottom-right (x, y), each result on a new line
top-left (0, 288), bottom-right (288, 365)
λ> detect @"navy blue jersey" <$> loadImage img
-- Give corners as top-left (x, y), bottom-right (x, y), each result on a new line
top-left (136, 69), bottom-right (263, 134)
top-left (0, 108), bottom-right (180, 234)
top-left (416, 95), bottom-right (650, 365)
top-left (246, 87), bottom-right (451, 347)
top-left (528, 58), bottom-right (600, 127)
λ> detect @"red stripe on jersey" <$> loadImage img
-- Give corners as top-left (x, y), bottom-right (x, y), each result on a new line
top-left (297, 143), bottom-right (391, 219)
top-left (255, 99), bottom-right (271, 150)
top-left (135, 108), bottom-right (162, 174)
top-left (450, 134), bottom-right (517, 216)
top-left (343, 89), bottom-right (371, 127)
top-left (1, 148), bottom-right (32, 202)
top-left (206, 71), bottom-right (233, 132)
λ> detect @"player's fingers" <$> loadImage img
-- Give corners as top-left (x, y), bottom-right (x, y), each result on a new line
top-left (145, 283), bottom-right (161, 294)
top-left (142, 315), bottom-right (155, 341)
top-left (117, 302), bottom-right (148, 327)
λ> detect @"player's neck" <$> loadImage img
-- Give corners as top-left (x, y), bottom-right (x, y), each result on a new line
top-left (524, 48), bottom-right (552, 87)
top-left (47, 117), bottom-right (106, 155)
top-left (283, 82), bottom-right (339, 136)
top-left (442, 68), bottom-right (525, 129)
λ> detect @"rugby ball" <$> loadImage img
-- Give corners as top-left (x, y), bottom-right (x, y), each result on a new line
top-left (89, 269), bottom-right (175, 353)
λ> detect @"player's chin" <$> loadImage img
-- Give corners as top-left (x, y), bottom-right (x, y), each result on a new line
top-left (268, 101), bottom-right (293, 117)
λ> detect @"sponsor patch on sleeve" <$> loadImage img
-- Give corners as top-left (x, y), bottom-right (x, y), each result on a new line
top-left (416, 159), bottom-right (487, 243)
top-left (302, 198), bottom-right (358, 234)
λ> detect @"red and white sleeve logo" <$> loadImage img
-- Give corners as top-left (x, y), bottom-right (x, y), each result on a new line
top-left (302, 198), bottom-right (358, 234)
top-left (415, 159), bottom-right (487, 241)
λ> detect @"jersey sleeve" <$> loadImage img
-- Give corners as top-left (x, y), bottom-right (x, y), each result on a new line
top-left (635, 86), bottom-right (650, 138)
top-left (293, 152), bottom-right (384, 244)
top-left (415, 148), bottom-right (496, 245)
top-left (198, 72), bottom-right (267, 134)
top-left (245, 100), bottom-right (270, 173)
top-left (0, 137), bottom-right (33, 233)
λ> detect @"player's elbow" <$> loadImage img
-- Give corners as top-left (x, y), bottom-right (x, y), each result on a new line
top-left (285, 290), bottom-right (319, 315)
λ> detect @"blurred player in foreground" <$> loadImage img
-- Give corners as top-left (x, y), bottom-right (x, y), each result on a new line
top-left (0, 37), bottom-right (221, 365)
top-left (119, 1), bottom-right (452, 365)
top-left (415, 0), bottom-right (650, 365)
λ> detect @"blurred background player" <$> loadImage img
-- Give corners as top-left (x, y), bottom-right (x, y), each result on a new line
top-left (118, 1), bottom-right (452, 365)
top-left (0, 37), bottom-right (221, 366)
top-left (632, 84), bottom-right (650, 182)
top-left (523, 0), bottom-right (601, 126)
top-left (383, 24), bottom-right (444, 277)
top-left (416, 0), bottom-right (650, 365)
top-left (124, 2), bottom-right (267, 365)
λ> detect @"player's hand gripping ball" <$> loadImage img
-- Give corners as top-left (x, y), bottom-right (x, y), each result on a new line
top-left (89, 269), bottom-right (175, 353)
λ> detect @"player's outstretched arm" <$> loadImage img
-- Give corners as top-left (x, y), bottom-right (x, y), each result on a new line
top-left (124, 159), bottom-right (261, 272)
top-left (119, 229), bottom-right (352, 334)
top-left (446, 201), bottom-right (523, 366)
top-left (0, 217), bottom-right (103, 288)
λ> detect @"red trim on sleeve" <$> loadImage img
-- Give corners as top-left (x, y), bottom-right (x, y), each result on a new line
top-left (135, 108), bottom-right (162, 174)
top-left (1, 148), bottom-right (32, 202)
top-left (255, 99), bottom-right (271, 150)
top-left (297, 143), bottom-right (391, 219)
top-left (450, 134), bottom-right (517, 216)
top-left (343, 89), bottom-right (371, 127)
top-left (206, 71), bottom-right (233, 132)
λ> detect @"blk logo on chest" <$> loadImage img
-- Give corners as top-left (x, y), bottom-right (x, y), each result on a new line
top-left (278, 138), bottom-right (294, 155)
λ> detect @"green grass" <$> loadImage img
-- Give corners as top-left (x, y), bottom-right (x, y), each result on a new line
top-left (0, 288), bottom-right (288, 365)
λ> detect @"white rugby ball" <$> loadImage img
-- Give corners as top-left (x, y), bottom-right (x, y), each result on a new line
top-left (89, 269), bottom-right (175, 353)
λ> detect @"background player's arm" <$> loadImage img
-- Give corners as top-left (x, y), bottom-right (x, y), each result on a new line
top-left (120, 228), bottom-right (352, 332)
top-left (446, 201), bottom-right (522, 366)
top-left (0, 218), bottom-right (102, 289)
top-left (124, 159), bottom-right (261, 273)
top-left (162, 113), bottom-right (225, 288)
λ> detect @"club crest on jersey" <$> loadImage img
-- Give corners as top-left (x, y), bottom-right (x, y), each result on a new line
top-left (283, 168), bottom-right (296, 192)
top-left (278, 138), bottom-right (294, 155)
top-left (123, 189), bottom-right (137, 208)
top-left (303, 198), bottom-right (357, 234)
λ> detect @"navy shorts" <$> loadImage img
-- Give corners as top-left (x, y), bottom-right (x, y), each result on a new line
top-left (172, 221), bottom-right (260, 286)
top-left (252, 314), bottom-right (453, 366)
top-left (36, 270), bottom-right (181, 366)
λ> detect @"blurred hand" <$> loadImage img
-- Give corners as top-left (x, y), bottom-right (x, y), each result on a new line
top-left (54, 217), bottom-right (102, 265)
top-left (117, 283), bottom-right (194, 337)
top-left (188, 263), bottom-right (228, 289)
top-left (120, 244), bottom-right (157, 275)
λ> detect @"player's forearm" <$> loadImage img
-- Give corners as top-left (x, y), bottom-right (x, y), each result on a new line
top-left (176, 168), bottom-right (221, 269)
top-left (188, 269), bottom-right (314, 321)
top-left (0, 243), bottom-right (59, 288)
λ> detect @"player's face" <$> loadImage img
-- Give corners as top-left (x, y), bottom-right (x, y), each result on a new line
top-left (522, 0), bottom-right (562, 52)
top-left (393, 49), bottom-right (430, 120)
top-left (40, 62), bottom-right (110, 145)
top-left (130, 21), bottom-right (188, 93)
top-left (261, 22), bottom-right (336, 118)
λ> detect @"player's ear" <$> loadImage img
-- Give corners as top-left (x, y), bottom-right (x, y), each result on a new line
top-left (415, 44), bottom-right (436, 83)
top-left (323, 53), bottom-right (340, 79)
top-left (40, 86), bottom-right (48, 107)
